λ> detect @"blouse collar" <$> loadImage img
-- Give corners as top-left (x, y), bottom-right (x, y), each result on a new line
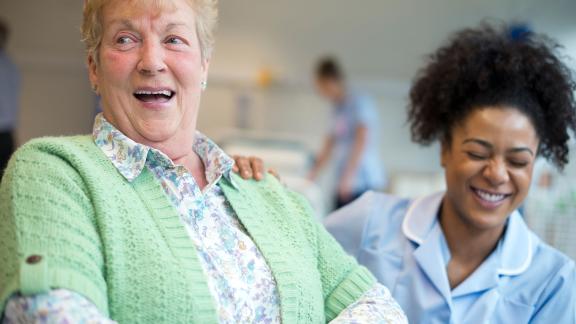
top-left (92, 113), bottom-right (236, 187)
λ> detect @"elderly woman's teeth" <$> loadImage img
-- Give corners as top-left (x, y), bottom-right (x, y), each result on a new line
top-left (135, 90), bottom-right (172, 96)
top-left (133, 90), bottom-right (173, 102)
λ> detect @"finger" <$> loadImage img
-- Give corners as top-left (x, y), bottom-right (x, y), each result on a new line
top-left (267, 168), bottom-right (281, 181)
top-left (237, 157), bottom-right (252, 179)
top-left (231, 155), bottom-right (239, 173)
top-left (250, 157), bottom-right (264, 180)
top-left (232, 155), bottom-right (253, 179)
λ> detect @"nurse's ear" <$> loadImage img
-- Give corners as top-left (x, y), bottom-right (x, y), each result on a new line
top-left (440, 139), bottom-right (451, 168)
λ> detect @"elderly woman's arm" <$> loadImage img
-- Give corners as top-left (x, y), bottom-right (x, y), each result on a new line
top-left (329, 284), bottom-right (407, 323)
top-left (0, 140), bottom-right (110, 319)
top-left (3, 290), bottom-right (115, 323)
top-left (284, 190), bottom-right (407, 323)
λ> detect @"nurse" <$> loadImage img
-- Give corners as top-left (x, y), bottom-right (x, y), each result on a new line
top-left (325, 24), bottom-right (576, 323)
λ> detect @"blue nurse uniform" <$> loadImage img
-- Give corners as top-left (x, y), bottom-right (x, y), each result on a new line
top-left (325, 192), bottom-right (576, 323)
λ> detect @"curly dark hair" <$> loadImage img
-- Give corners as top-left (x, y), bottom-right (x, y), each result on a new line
top-left (408, 22), bottom-right (576, 169)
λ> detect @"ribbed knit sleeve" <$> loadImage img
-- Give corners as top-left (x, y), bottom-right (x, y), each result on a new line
top-left (0, 139), bottom-right (108, 315)
top-left (284, 184), bottom-right (377, 322)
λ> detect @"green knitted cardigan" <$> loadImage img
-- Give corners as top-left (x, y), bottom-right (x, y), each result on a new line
top-left (0, 136), bottom-right (375, 323)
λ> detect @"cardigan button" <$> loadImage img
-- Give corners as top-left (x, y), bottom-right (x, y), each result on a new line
top-left (26, 255), bottom-right (42, 264)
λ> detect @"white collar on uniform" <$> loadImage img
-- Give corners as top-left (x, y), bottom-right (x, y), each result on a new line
top-left (402, 192), bottom-right (533, 276)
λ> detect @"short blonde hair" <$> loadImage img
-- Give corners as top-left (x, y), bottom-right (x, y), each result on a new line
top-left (81, 0), bottom-right (218, 64)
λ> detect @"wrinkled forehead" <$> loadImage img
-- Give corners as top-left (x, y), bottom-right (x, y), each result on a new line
top-left (99, 0), bottom-right (191, 21)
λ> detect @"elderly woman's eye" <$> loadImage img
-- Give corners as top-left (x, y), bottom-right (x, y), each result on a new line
top-left (166, 37), bottom-right (185, 45)
top-left (116, 36), bottom-right (135, 44)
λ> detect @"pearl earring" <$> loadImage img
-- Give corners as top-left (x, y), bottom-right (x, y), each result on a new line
top-left (200, 81), bottom-right (207, 91)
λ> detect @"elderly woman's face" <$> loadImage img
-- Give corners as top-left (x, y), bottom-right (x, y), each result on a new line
top-left (88, 0), bottom-right (208, 144)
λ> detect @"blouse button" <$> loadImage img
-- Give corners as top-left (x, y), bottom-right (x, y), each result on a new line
top-left (26, 255), bottom-right (43, 264)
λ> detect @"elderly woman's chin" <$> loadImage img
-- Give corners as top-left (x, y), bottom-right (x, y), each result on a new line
top-left (104, 106), bottom-right (193, 145)
top-left (134, 115), bottom-right (192, 143)
top-left (137, 123), bottom-right (178, 142)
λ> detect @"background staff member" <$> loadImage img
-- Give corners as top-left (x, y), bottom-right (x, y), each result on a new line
top-left (309, 57), bottom-right (387, 208)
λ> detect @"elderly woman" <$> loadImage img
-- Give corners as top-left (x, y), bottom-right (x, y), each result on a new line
top-left (238, 23), bottom-right (576, 323)
top-left (0, 0), bottom-right (407, 323)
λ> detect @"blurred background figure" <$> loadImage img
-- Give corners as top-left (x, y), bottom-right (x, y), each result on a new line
top-left (0, 18), bottom-right (20, 178)
top-left (309, 57), bottom-right (387, 208)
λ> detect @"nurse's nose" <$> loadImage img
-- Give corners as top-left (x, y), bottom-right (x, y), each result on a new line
top-left (482, 158), bottom-right (510, 186)
top-left (137, 40), bottom-right (167, 75)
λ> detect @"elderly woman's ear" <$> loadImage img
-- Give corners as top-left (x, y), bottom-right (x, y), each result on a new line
top-left (87, 54), bottom-right (99, 94)
top-left (232, 155), bottom-right (279, 181)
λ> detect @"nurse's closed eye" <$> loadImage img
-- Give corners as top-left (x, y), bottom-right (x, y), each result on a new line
top-left (467, 152), bottom-right (488, 160)
top-left (508, 157), bottom-right (530, 168)
top-left (510, 161), bottom-right (528, 168)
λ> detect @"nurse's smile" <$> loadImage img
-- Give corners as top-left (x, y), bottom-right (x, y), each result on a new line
top-left (470, 186), bottom-right (512, 209)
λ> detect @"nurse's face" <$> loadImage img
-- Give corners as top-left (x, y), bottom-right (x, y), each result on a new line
top-left (441, 107), bottom-right (539, 232)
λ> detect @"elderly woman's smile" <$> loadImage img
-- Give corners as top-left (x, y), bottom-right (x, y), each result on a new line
top-left (133, 88), bottom-right (175, 104)
top-left (88, 0), bottom-right (208, 149)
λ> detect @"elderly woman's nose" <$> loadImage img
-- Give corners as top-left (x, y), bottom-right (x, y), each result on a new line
top-left (137, 41), bottom-right (167, 75)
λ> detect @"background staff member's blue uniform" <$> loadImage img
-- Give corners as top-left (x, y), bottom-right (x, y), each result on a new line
top-left (310, 57), bottom-right (387, 209)
top-left (325, 192), bottom-right (576, 323)
top-left (330, 91), bottom-right (386, 195)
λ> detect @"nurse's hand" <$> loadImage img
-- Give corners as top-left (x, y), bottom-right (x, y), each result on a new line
top-left (232, 155), bottom-right (279, 181)
top-left (337, 176), bottom-right (353, 201)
